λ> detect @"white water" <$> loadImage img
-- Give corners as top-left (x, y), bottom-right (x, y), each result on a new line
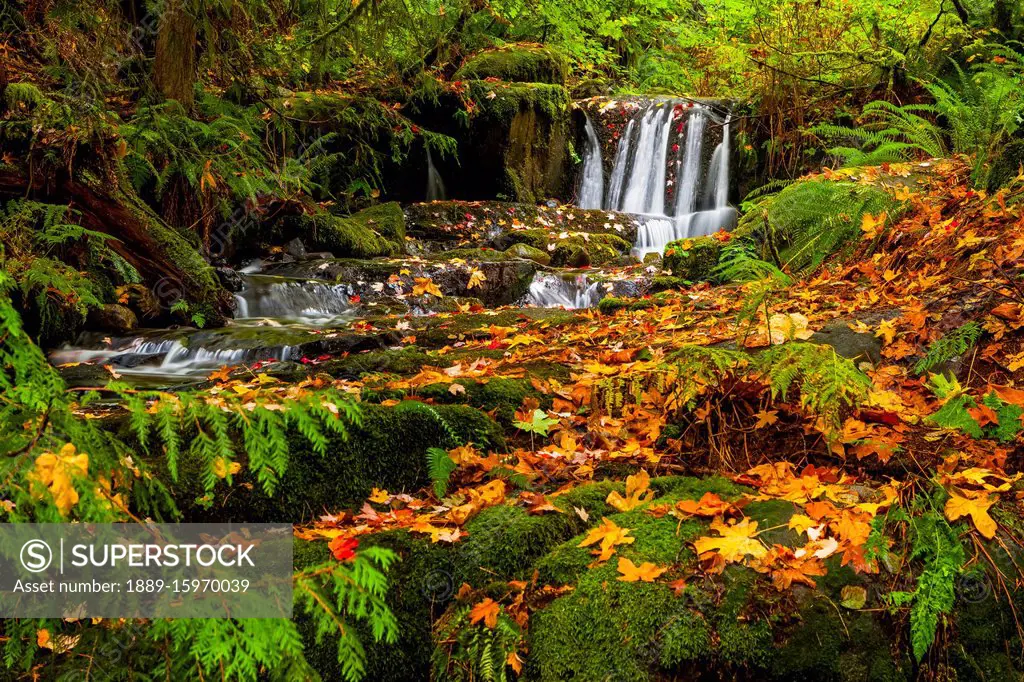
top-left (523, 272), bottom-right (605, 309)
top-left (578, 116), bottom-right (604, 209)
top-left (426, 146), bottom-right (446, 201)
top-left (234, 276), bottom-right (354, 325)
top-left (577, 99), bottom-right (736, 256)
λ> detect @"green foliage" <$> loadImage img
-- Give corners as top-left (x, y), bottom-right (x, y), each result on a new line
top-left (813, 99), bottom-right (946, 166)
top-left (885, 508), bottom-right (965, 661)
top-left (928, 389), bottom-right (1024, 441)
top-left (714, 238), bottom-right (792, 285)
top-left (293, 548), bottom-right (401, 682)
top-left (0, 200), bottom-right (138, 340)
top-left (914, 321), bottom-right (982, 375)
top-left (758, 343), bottom-right (872, 430)
top-left (427, 446), bottom-right (459, 497)
top-left (432, 603), bottom-right (523, 682)
top-left (736, 179), bottom-right (902, 273)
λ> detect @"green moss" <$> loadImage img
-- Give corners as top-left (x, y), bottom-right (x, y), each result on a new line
top-left (415, 377), bottom-right (545, 424)
top-left (504, 242), bottom-right (551, 264)
top-left (737, 179), bottom-right (904, 273)
top-left (598, 297), bottom-right (655, 314)
top-left (172, 403), bottom-right (504, 522)
top-left (506, 228), bottom-right (630, 265)
top-left (455, 44), bottom-right (569, 85)
top-left (281, 203), bottom-right (405, 258)
top-left (455, 504), bottom-right (591, 585)
top-left (662, 236), bottom-right (723, 281)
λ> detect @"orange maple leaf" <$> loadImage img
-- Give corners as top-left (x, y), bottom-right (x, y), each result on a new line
top-left (675, 492), bottom-right (733, 518)
top-left (469, 598), bottom-right (501, 628)
top-left (616, 556), bottom-right (667, 583)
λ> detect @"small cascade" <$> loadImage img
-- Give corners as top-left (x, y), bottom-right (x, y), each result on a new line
top-left (523, 272), bottom-right (605, 309)
top-left (234, 275), bottom-right (354, 324)
top-left (576, 99), bottom-right (737, 256)
top-left (50, 335), bottom-right (298, 380)
top-left (426, 147), bottom-right (447, 201)
top-left (577, 115), bottom-right (604, 210)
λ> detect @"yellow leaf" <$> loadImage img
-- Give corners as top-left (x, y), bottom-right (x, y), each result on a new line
top-left (944, 491), bottom-right (997, 539)
top-left (693, 517), bottom-right (767, 564)
top-left (875, 319), bottom-right (898, 345)
top-left (412, 277), bottom-right (443, 297)
top-left (467, 268), bottom-right (487, 290)
top-left (754, 410), bottom-right (779, 429)
top-left (616, 556), bottom-right (667, 582)
top-left (606, 470), bottom-right (654, 512)
top-left (28, 444), bottom-right (89, 516)
top-left (369, 488), bottom-right (390, 503)
top-left (768, 313), bottom-right (813, 345)
top-left (860, 212), bottom-right (886, 240)
top-left (579, 517), bottom-right (634, 562)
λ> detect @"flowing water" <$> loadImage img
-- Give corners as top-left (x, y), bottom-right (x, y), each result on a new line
top-left (578, 116), bottom-right (604, 210)
top-left (522, 272), bottom-right (605, 309)
top-left (426, 147), bottom-right (447, 201)
top-left (577, 100), bottom-right (737, 257)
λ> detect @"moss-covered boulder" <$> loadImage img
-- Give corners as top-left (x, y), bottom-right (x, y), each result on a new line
top-left (663, 236), bottom-right (723, 281)
top-left (171, 402), bottom-right (504, 522)
top-left (455, 44), bottom-right (568, 85)
top-left (277, 203), bottom-right (406, 258)
top-left (505, 242), bottom-right (551, 265)
top-left (737, 179), bottom-right (903, 273)
top-left (463, 81), bottom-right (574, 203)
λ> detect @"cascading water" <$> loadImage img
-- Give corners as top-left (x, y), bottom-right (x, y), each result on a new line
top-left (577, 116), bottom-right (604, 210)
top-left (577, 99), bottom-right (737, 258)
top-left (234, 275), bottom-right (354, 324)
top-left (523, 272), bottom-right (605, 309)
top-left (426, 146), bottom-right (447, 201)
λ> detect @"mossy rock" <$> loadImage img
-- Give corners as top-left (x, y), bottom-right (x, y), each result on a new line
top-left (504, 228), bottom-right (631, 266)
top-left (505, 242), bottom-right (551, 265)
top-left (170, 402), bottom-right (504, 522)
top-left (455, 44), bottom-right (568, 85)
top-left (987, 138), bottom-right (1024, 192)
top-left (464, 81), bottom-right (573, 203)
top-left (737, 179), bottom-right (904, 273)
top-left (279, 203), bottom-right (405, 258)
top-left (663, 236), bottom-right (723, 281)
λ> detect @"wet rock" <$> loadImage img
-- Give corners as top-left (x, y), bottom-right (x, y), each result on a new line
top-left (57, 362), bottom-right (116, 388)
top-left (215, 266), bottom-right (244, 292)
top-left (87, 304), bottom-right (138, 334)
top-left (807, 320), bottom-right (883, 364)
top-left (284, 237), bottom-right (307, 259)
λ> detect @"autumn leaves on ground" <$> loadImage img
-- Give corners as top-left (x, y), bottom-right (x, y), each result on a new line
top-left (218, 157), bottom-right (1024, 679)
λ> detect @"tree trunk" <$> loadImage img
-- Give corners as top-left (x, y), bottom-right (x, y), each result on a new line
top-left (153, 0), bottom-right (198, 109)
top-left (0, 169), bottom-right (231, 325)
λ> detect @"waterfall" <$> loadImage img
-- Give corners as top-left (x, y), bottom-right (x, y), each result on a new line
top-left (578, 115), bottom-right (604, 209)
top-left (673, 108), bottom-right (707, 216)
top-left (426, 146), bottom-right (446, 201)
top-left (523, 272), bottom-right (604, 309)
top-left (707, 113), bottom-right (731, 209)
top-left (576, 99), bottom-right (737, 256)
top-left (605, 118), bottom-right (635, 210)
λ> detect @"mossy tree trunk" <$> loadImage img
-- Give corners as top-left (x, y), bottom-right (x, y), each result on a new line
top-left (153, 0), bottom-right (198, 109)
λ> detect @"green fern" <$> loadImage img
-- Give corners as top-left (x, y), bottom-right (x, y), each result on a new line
top-left (914, 322), bottom-right (982, 375)
top-left (812, 99), bottom-right (945, 166)
top-left (427, 446), bottom-right (459, 498)
top-left (886, 508), bottom-right (965, 662)
top-left (432, 603), bottom-right (523, 682)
